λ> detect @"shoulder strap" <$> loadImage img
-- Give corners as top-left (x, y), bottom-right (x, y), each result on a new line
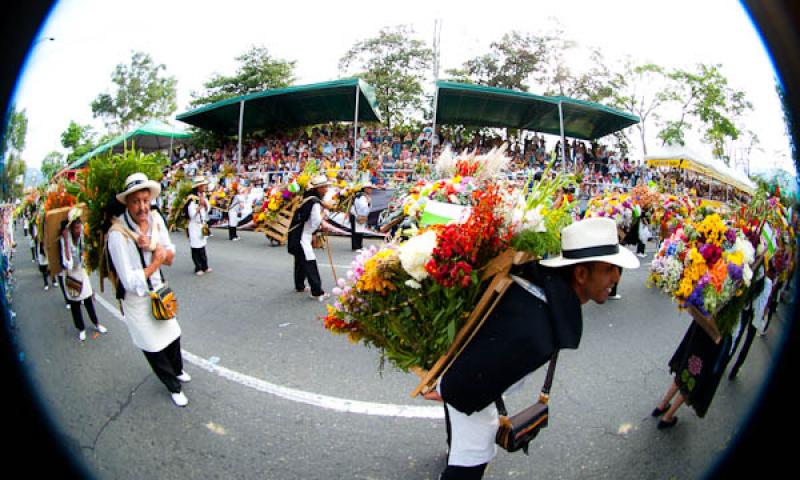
top-left (122, 213), bottom-right (164, 289)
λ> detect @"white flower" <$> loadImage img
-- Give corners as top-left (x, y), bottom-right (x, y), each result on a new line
top-left (523, 205), bottom-right (547, 232)
top-left (398, 230), bottom-right (437, 282)
top-left (405, 279), bottom-right (422, 289)
top-left (742, 264), bottom-right (753, 286)
top-left (734, 235), bottom-right (755, 265)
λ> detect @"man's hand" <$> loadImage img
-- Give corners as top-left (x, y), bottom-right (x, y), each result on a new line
top-left (152, 245), bottom-right (167, 264)
top-left (422, 391), bottom-right (442, 402)
top-left (136, 233), bottom-right (151, 251)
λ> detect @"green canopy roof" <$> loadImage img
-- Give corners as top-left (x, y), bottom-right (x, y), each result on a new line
top-left (65, 119), bottom-right (191, 170)
top-left (434, 81), bottom-right (639, 140)
top-left (175, 78), bottom-right (382, 135)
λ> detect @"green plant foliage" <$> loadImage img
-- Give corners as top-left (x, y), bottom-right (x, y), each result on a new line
top-left (76, 148), bottom-right (166, 275)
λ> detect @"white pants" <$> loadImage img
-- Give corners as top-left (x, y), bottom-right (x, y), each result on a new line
top-left (439, 380), bottom-right (498, 467)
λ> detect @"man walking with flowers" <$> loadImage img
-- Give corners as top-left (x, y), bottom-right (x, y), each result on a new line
top-left (425, 217), bottom-right (640, 479)
top-left (288, 175), bottom-right (331, 301)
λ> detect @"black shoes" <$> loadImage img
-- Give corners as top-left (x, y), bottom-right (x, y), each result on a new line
top-left (651, 403), bottom-right (670, 417)
top-left (657, 416), bottom-right (678, 430)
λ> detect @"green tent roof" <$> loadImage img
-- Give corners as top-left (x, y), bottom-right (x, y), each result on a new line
top-left (175, 78), bottom-right (382, 135)
top-left (434, 81), bottom-right (639, 140)
top-left (65, 119), bottom-right (191, 170)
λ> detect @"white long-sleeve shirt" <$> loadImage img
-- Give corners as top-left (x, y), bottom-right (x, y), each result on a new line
top-left (187, 197), bottom-right (209, 248)
top-left (107, 210), bottom-right (180, 352)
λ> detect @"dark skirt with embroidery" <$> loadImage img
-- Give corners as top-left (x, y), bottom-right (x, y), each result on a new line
top-left (668, 321), bottom-right (733, 418)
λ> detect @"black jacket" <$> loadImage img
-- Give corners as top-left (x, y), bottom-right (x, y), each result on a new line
top-left (287, 192), bottom-right (320, 256)
top-left (440, 262), bottom-right (583, 415)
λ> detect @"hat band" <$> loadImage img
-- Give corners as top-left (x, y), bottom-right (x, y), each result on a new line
top-left (562, 243), bottom-right (619, 259)
top-left (125, 179), bottom-right (147, 190)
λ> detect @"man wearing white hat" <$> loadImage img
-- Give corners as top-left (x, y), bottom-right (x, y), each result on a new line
top-left (428, 217), bottom-right (639, 479)
top-left (187, 176), bottom-right (212, 276)
top-left (287, 175), bottom-right (331, 301)
top-left (349, 182), bottom-right (374, 251)
top-left (107, 173), bottom-right (191, 407)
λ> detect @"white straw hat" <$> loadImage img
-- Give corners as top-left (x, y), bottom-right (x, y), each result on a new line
top-left (116, 173), bottom-right (162, 203)
top-left (540, 217), bottom-right (640, 269)
top-left (309, 175), bottom-right (331, 189)
top-left (192, 175), bottom-right (210, 189)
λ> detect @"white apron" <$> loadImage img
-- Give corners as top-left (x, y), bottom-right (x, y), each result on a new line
top-left (107, 211), bottom-right (181, 352)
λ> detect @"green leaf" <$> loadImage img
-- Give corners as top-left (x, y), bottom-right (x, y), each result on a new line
top-left (447, 320), bottom-right (456, 344)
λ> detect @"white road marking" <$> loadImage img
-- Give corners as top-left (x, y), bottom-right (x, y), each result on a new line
top-left (94, 294), bottom-right (443, 420)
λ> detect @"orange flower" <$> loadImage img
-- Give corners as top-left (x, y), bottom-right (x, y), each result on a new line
top-left (709, 260), bottom-right (728, 293)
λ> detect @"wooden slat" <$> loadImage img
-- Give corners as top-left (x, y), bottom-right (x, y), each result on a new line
top-left (410, 249), bottom-right (537, 397)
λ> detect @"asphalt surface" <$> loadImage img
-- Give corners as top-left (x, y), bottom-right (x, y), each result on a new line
top-left (8, 224), bottom-right (793, 479)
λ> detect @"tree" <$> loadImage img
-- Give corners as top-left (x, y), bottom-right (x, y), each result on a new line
top-left (608, 60), bottom-right (671, 156)
top-left (40, 151), bottom-right (65, 181)
top-left (60, 120), bottom-right (97, 164)
top-left (91, 51), bottom-right (178, 133)
top-left (447, 30), bottom-right (547, 92)
top-left (657, 64), bottom-right (752, 164)
top-left (340, 25), bottom-right (433, 129)
top-left (0, 156), bottom-right (26, 200)
top-left (2, 104), bottom-right (27, 160)
top-left (1, 105), bottom-right (27, 199)
top-left (189, 46), bottom-right (296, 108)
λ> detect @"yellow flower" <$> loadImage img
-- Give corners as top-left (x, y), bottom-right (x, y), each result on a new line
top-left (297, 174), bottom-right (310, 188)
top-left (726, 251), bottom-right (744, 266)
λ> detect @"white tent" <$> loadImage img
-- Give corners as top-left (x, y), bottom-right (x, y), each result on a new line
top-left (645, 146), bottom-right (756, 195)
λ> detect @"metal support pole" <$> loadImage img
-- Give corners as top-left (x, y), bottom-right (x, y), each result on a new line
top-left (430, 86), bottom-right (439, 161)
top-left (353, 83), bottom-right (360, 179)
top-left (237, 100), bottom-right (245, 172)
top-left (558, 101), bottom-right (566, 172)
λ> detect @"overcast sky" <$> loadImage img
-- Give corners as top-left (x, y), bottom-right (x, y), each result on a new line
top-left (11, 0), bottom-right (795, 177)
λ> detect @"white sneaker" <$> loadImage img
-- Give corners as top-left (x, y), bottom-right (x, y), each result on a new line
top-left (44, 285), bottom-right (49, 291)
top-left (609, 294), bottom-right (622, 300)
top-left (171, 391), bottom-right (189, 407)
top-left (204, 267), bottom-right (213, 273)
top-left (65, 304), bottom-right (71, 310)
top-left (195, 271), bottom-right (204, 276)
top-left (95, 324), bottom-right (107, 334)
top-left (313, 292), bottom-right (331, 302)
top-left (78, 331), bottom-right (86, 341)
top-left (177, 371), bottom-right (191, 383)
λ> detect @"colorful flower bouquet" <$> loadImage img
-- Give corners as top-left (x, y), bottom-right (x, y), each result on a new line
top-left (584, 192), bottom-right (635, 230)
top-left (651, 194), bottom-right (693, 241)
top-left (630, 185), bottom-right (663, 213)
top-left (648, 211), bottom-right (757, 341)
top-left (208, 187), bottom-right (230, 210)
top-left (321, 151), bottom-right (575, 374)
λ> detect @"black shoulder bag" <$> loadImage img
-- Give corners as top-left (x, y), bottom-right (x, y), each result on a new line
top-left (494, 273), bottom-right (559, 455)
top-left (495, 352), bottom-right (558, 455)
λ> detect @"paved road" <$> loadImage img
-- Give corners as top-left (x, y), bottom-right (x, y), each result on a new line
top-left (8, 225), bottom-right (793, 479)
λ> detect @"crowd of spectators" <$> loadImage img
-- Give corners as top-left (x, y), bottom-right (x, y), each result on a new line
top-left (163, 123), bottom-right (744, 205)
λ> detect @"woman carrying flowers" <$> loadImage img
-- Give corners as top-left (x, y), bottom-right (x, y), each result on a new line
top-left (651, 217), bottom-right (756, 429)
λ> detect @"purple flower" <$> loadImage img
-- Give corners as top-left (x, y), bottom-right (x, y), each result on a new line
top-left (685, 283), bottom-right (709, 316)
top-left (724, 228), bottom-right (737, 244)
top-left (688, 355), bottom-right (703, 376)
top-left (728, 262), bottom-right (743, 282)
top-left (281, 190), bottom-right (292, 199)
